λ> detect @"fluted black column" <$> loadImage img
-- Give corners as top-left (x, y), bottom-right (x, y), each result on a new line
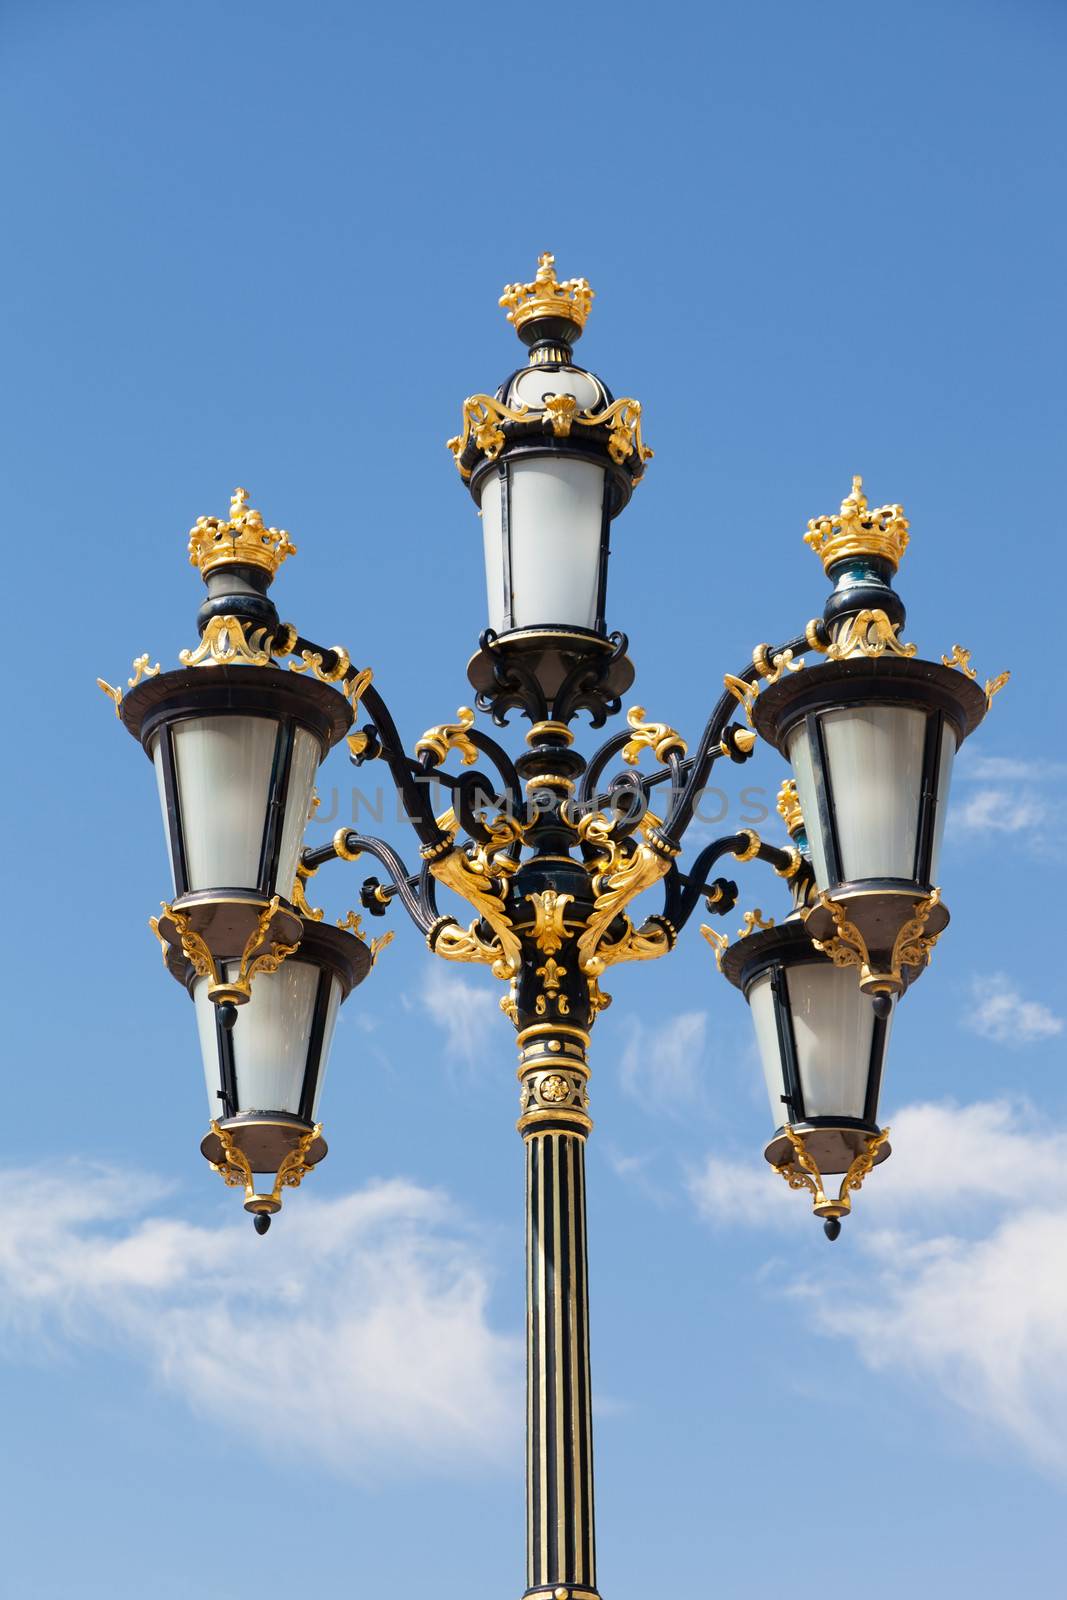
top-left (518, 1023), bottom-right (600, 1600)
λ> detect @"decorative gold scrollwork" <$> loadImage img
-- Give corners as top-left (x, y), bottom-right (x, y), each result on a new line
top-left (292, 863), bottom-right (324, 922)
top-left (289, 645), bottom-right (352, 683)
top-left (179, 615), bottom-right (274, 668)
top-left (415, 706), bottom-right (479, 767)
top-left (543, 394), bottom-right (578, 436)
top-left (984, 670), bottom-right (1010, 708)
top-left (738, 908), bottom-right (774, 938)
top-left (149, 895), bottom-right (299, 1005)
top-left (773, 1125), bottom-right (891, 1222)
top-left (825, 609), bottom-right (917, 661)
top-left (208, 1119), bottom-right (321, 1209)
top-left (621, 706), bottom-right (688, 767)
top-left (526, 890), bottom-right (576, 954)
top-left (941, 643), bottom-right (977, 679)
top-left (575, 397), bottom-right (654, 472)
top-left (723, 673), bottom-right (759, 728)
top-left (447, 394), bottom-right (532, 475)
top-left (752, 644), bottom-right (804, 685)
top-left (699, 925), bottom-right (728, 971)
top-left (574, 813), bottom-right (676, 978)
top-left (96, 653), bottom-right (162, 715)
top-left (427, 830), bottom-right (523, 980)
top-left (808, 889), bottom-right (941, 992)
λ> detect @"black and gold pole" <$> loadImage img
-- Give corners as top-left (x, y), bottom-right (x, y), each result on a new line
top-left (519, 1023), bottom-right (598, 1600)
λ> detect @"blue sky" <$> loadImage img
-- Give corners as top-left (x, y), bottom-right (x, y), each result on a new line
top-left (3, 1), bottom-right (1066, 1595)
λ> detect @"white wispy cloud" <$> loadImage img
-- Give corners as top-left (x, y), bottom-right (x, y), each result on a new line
top-left (951, 787), bottom-right (1048, 833)
top-left (964, 974), bottom-right (1063, 1045)
top-left (419, 965), bottom-right (500, 1069)
top-left (0, 1166), bottom-right (519, 1478)
top-left (689, 1098), bottom-right (1067, 1472)
top-left (619, 1009), bottom-right (707, 1111)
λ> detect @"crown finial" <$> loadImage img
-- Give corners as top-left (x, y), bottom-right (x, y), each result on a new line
top-left (803, 475), bottom-right (909, 574)
top-left (776, 779), bottom-right (805, 840)
top-left (188, 487), bottom-right (296, 582)
top-left (499, 252), bottom-right (594, 339)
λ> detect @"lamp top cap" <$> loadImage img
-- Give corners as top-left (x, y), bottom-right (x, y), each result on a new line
top-left (803, 474), bottom-right (910, 574)
top-left (188, 486), bottom-right (297, 582)
top-left (499, 252), bottom-right (594, 343)
top-left (776, 778), bottom-right (805, 840)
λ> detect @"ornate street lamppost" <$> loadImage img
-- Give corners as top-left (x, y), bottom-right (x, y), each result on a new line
top-left (99, 254), bottom-right (1008, 1600)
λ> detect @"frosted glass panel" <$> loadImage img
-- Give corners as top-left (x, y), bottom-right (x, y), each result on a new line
top-left (508, 368), bottom-right (603, 413)
top-left (151, 736), bottom-right (177, 891)
top-left (508, 458), bottom-right (605, 629)
top-left (231, 959), bottom-right (319, 1115)
top-left (276, 727), bottom-right (320, 898)
top-left (928, 721), bottom-right (957, 882)
top-left (787, 963), bottom-right (888, 1121)
top-left (749, 974), bottom-right (788, 1126)
top-left (821, 706), bottom-right (927, 881)
top-left (480, 472), bottom-right (507, 633)
top-left (311, 977), bottom-right (342, 1119)
top-left (193, 976), bottom-right (223, 1119)
top-left (786, 726), bottom-right (830, 887)
top-left (174, 716), bottom-right (277, 890)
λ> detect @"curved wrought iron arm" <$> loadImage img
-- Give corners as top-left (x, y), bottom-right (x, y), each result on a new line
top-left (301, 831), bottom-right (436, 934)
top-left (288, 633), bottom-right (451, 852)
top-left (464, 730), bottom-right (525, 817)
top-left (658, 632), bottom-right (811, 850)
top-left (663, 831), bottom-right (806, 934)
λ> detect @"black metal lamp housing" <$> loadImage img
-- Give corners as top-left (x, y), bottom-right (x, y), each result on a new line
top-left (192, 918), bottom-right (370, 1231)
top-left (754, 478), bottom-right (998, 1009)
top-left (449, 253), bottom-right (652, 707)
top-left (113, 490), bottom-right (353, 1000)
top-left (98, 489), bottom-right (376, 1227)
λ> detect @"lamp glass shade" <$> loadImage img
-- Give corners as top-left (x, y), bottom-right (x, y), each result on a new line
top-left (153, 717), bottom-right (319, 896)
top-left (928, 720), bottom-right (957, 882)
top-left (749, 972), bottom-right (789, 1123)
top-left (787, 705), bottom-right (957, 889)
top-left (748, 964), bottom-right (895, 1129)
top-left (193, 960), bottom-right (342, 1130)
top-left (480, 457), bottom-right (606, 633)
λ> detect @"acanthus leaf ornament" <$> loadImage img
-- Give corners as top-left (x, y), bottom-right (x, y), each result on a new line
top-left (150, 896), bottom-right (300, 1006)
top-left (773, 1126), bottom-right (891, 1223)
top-left (179, 614), bottom-right (273, 668)
top-left (940, 643), bottom-right (978, 680)
top-left (984, 670), bottom-right (1010, 708)
top-left (621, 706), bottom-right (688, 767)
top-left (699, 924), bottom-right (728, 971)
top-left (526, 890), bottom-right (576, 954)
top-left (447, 395), bottom-right (532, 475)
top-left (96, 652), bottom-right (161, 716)
top-left (752, 643), bottom-right (804, 685)
top-left (575, 812), bottom-right (676, 978)
top-left (416, 706), bottom-right (479, 767)
top-left (723, 672), bottom-right (759, 728)
top-left (825, 609), bottom-right (917, 661)
top-left (426, 829), bottom-right (523, 980)
top-left (289, 645), bottom-right (352, 683)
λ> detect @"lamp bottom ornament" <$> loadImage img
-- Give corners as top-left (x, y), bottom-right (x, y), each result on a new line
top-left (771, 1124), bottom-right (891, 1239)
top-left (203, 1116), bottom-right (325, 1232)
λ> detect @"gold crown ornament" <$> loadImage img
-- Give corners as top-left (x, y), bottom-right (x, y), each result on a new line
top-left (776, 779), bottom-right (805, 840)
top-left (188, 487), bottom-right (297, 580)
top-left (499, 252), bottom-right (594, 335)
top-left (803, 476), bottom-right (910, 574)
